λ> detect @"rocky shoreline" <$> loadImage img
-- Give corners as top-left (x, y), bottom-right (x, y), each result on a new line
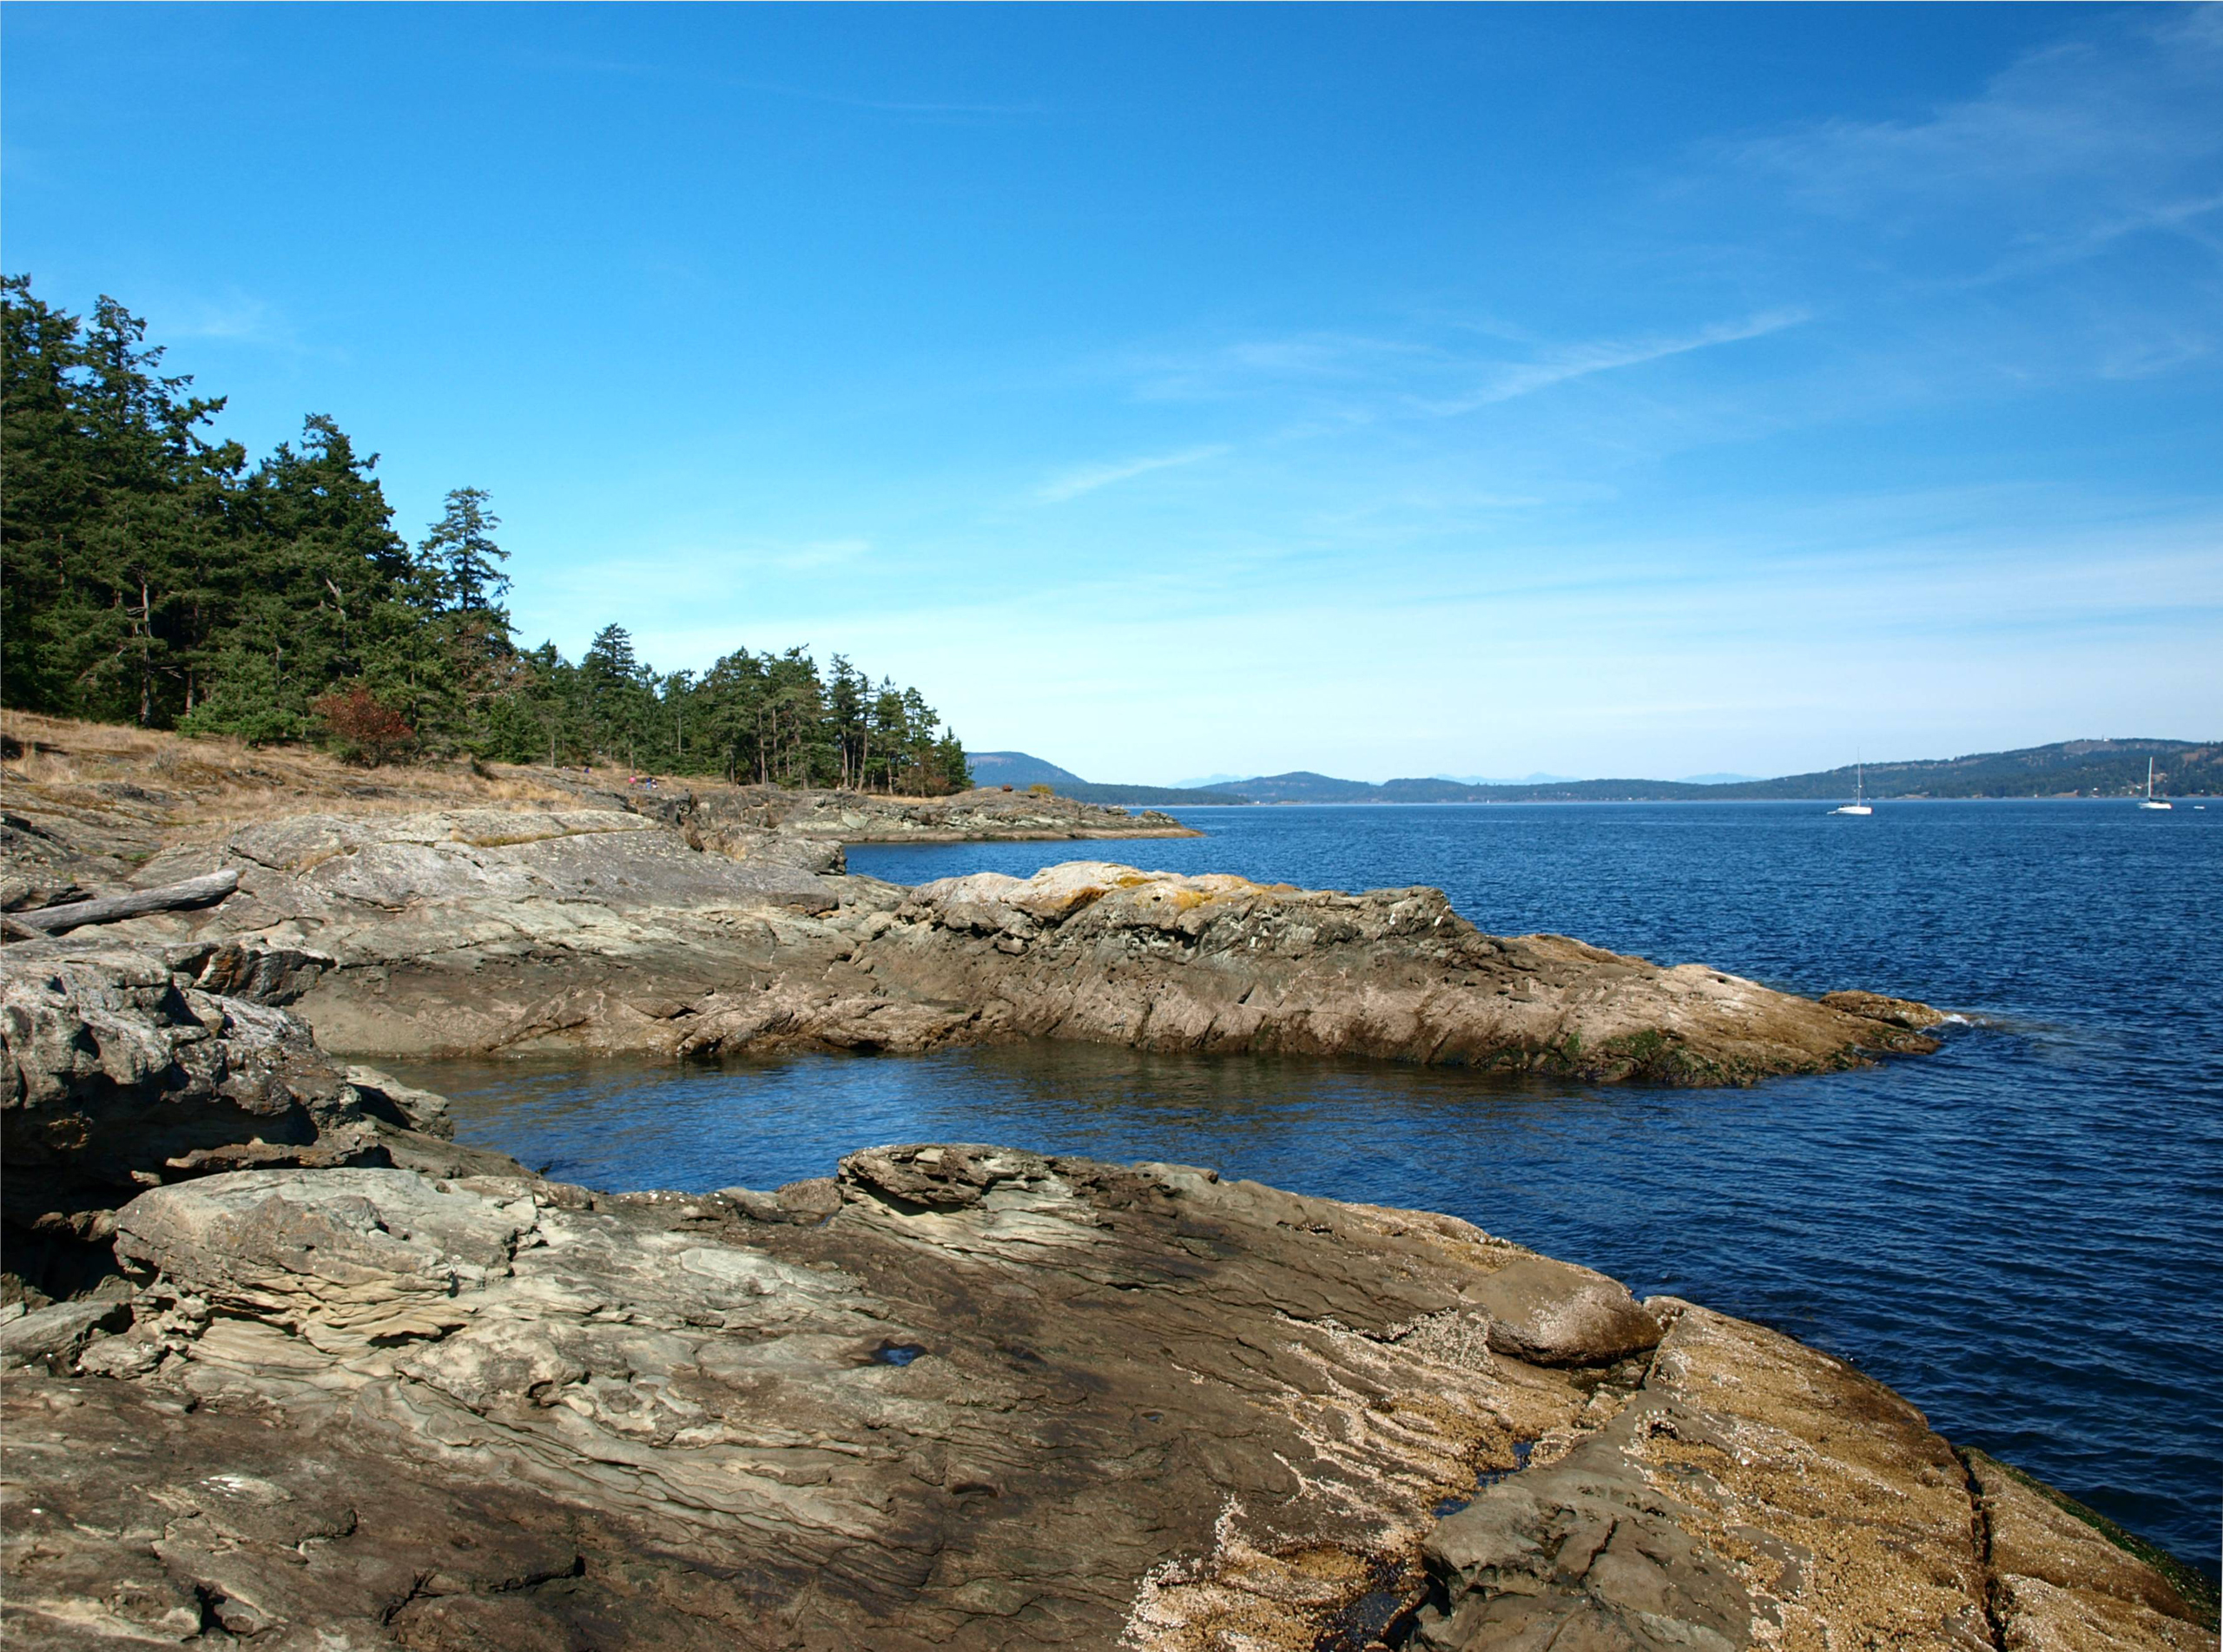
top-left (2, 945), bottom-right (2213, 1649)
top-left (3, 721), bottom-right (1934, 1079)
top-left (3, 729), bottom-right (2213, 1647)
top-left (6, 791), bottom-right (1943, 1076)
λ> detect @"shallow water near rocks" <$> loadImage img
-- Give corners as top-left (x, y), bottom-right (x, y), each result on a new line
top-left (403, 800), bottom-right (2222, 1574)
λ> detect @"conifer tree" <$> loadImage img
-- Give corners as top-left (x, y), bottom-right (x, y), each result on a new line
top-left (422, 486), bottom-right (510, 614)
top-left (2, 273), bottom-right (968, 787)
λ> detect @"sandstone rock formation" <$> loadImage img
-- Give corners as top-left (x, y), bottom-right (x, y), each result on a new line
top-left (3, 808), bottom-right (1947, 1082)
top-left (834, 862), bottom-right (1945, 1083)
top-left (0, 943), bottom-right (514, 1305)
top-left (2, 952), bottom-right (2210, 1650)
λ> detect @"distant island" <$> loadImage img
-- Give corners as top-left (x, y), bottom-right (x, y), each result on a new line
top-left (991, 738), bottom-right (2220, 805)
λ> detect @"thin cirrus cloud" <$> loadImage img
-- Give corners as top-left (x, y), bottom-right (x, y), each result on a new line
top-left (1125, 309), bottom-right (1807, 430)
top-left (1715, 8), bottom-right (2223, 267)
top-left (1034, 443), bottom-right (1230, 503)
top-left (1413, 309), bottom-right (1811, 417)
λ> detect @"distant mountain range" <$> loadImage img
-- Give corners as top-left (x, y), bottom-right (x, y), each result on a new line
top-left (981, 740), bottom-right (2219, 805)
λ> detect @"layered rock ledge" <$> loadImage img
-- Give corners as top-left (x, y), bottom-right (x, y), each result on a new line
top-left (639, 783), bottom-right (1198, 852)
top-left (5, 787), bottom-right (1943, 1080)
top-left (2, 949), bottom-right (2212, 1650)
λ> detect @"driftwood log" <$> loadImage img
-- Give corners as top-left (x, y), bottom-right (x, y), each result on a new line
top-left (5, 869), bottom-right (240, 937)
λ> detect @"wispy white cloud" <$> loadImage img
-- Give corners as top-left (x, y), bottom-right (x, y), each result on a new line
top-left (637, 492), bottom-right (2223, 784)
top-left (1415, 309), bottom-right (1810, 416)
top-left (1130, 332), bottom-right (1442, 405)
top-left (764, 536), bottom-right (870, 571)
top-left (1718, 8), bottom-right (2223, 277)
top-left (1035, 444), bottom-right (1229, 503)
top-left (1115, 307), bottom-right (1810, 453)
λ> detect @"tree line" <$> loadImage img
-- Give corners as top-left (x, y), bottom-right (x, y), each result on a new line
top-left (0, 275), bottom-right (970, 792)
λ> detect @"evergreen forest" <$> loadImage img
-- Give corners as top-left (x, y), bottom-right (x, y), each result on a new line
top-left (0, 276), bottom-right (971, 792)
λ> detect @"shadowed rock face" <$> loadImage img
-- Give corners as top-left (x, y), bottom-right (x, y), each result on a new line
top-left (0, 944), bottom-right (520, 1307)
top-left (2, 952), bottom-right (2211, 1652)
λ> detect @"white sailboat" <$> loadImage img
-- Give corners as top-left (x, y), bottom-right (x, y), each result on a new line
top-left (1831, 761), bottom-right (1872, 816)
top-left (2138, 757), bottom-right (2172, 811)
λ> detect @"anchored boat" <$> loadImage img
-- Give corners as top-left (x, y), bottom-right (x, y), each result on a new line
top-left (1831, 761), bottom-right (1873, 816)
top-left (2138, 756), bottom-right (2173, 811)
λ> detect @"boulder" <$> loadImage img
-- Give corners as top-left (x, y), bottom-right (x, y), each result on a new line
top-left (0, 944), bottom-right (467, 1305)
top-left (1471, 1255), bottom-right (1663, 1366)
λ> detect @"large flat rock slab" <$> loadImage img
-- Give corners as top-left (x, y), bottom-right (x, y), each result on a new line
top-left (8, 1151), bottom-right (2208, 1650)
top-left (4, 1153), bottom-right (1598, 1649)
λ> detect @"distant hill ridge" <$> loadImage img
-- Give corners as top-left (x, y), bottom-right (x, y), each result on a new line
top-left (988, 740), bottom-right (2219, 805)
top-left (967, 753), bottom-right (1253, 805)
top-left (1057, 782), bottom-right (1260, 806)
top-left (965, 752), bottom-right (1086, 789)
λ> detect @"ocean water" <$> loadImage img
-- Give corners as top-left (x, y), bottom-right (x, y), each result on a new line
top-left (407, 800), bottom-right (2223, 1574)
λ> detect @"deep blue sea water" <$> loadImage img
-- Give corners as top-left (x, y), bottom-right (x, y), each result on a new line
top-left (406, 800), bottom-right (2223, 1574)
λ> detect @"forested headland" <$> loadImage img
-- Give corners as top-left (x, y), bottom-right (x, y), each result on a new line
top-left (0, 276), bottom-right (970, 792)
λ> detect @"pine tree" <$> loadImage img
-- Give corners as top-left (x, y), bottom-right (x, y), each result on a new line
top-left (421, 487), bottom-right (510, 614)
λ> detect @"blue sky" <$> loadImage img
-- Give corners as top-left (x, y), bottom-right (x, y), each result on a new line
top-left (5, 4), bottom-right (2218, 783)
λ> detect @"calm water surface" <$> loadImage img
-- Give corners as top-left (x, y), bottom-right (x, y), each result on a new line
top-left (404, 800), bottom-right (2222, 1573)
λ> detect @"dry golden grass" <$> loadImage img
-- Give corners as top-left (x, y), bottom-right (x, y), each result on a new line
top-left (0, 709), bottom-right (576, 833)
top-left (1, 712), bottom-right (997, 856)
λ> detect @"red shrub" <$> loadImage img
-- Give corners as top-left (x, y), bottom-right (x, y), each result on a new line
top-left (313, 685), bottom-right (413, 766)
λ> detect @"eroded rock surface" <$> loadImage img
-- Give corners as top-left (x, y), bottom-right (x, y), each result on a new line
top-left (2, 962), bottom-right (2209, 1652)
top-left (832, 862), bottom-right (1943, 1083)
top-left (1, 945), bottom-right (519, 1306)
top-left (1411, 1304), bottom-right (2217, 1652)
top-left (641, 782), bottom-right (1197, 853)
top-left (1966, 1449), bottom-right (2216, 1652)
top-left (6, 794), bottom-right (1943, 1083)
